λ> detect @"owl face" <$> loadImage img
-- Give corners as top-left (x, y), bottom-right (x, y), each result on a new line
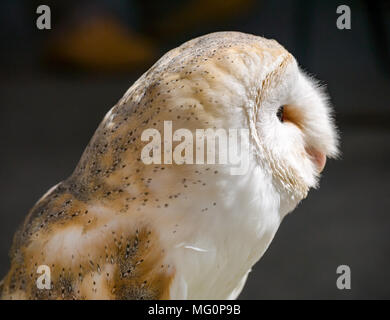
top-left (253, 56), bottom-right (339, 207)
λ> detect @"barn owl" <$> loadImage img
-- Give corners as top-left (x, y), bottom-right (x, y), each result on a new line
top-left (0, 32), bottom-right (338, 300)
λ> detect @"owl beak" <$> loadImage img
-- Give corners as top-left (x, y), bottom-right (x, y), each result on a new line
top-left (306, 147), bottom-right (327, 173)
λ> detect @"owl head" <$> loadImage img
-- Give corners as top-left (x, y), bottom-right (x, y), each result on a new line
top-left (105, 31), bottom-right (339, 217)
top-left (137, 32), bottom-right (340, 215)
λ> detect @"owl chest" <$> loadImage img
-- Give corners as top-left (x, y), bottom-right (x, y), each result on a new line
top-left (160, 169), bottom-right (281, 298)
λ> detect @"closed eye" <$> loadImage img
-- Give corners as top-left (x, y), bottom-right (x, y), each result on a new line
top-left (279, 104), bottom-right (304, 129)
top-left (276, 105), bottom-right (285, 122)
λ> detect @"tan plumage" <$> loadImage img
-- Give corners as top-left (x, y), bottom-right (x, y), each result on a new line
top-left (1, 32), bottom-right (338, 299)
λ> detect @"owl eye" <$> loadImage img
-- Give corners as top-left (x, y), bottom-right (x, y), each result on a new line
top-left (276, 105), bottom-right (285, 122)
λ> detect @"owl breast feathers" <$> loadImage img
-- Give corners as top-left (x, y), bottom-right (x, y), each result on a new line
top-left (1, 32), bottom-right (338, 300)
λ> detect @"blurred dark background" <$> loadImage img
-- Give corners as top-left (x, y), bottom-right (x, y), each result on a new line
top-left (0, 0), bottom-right (389, 299)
